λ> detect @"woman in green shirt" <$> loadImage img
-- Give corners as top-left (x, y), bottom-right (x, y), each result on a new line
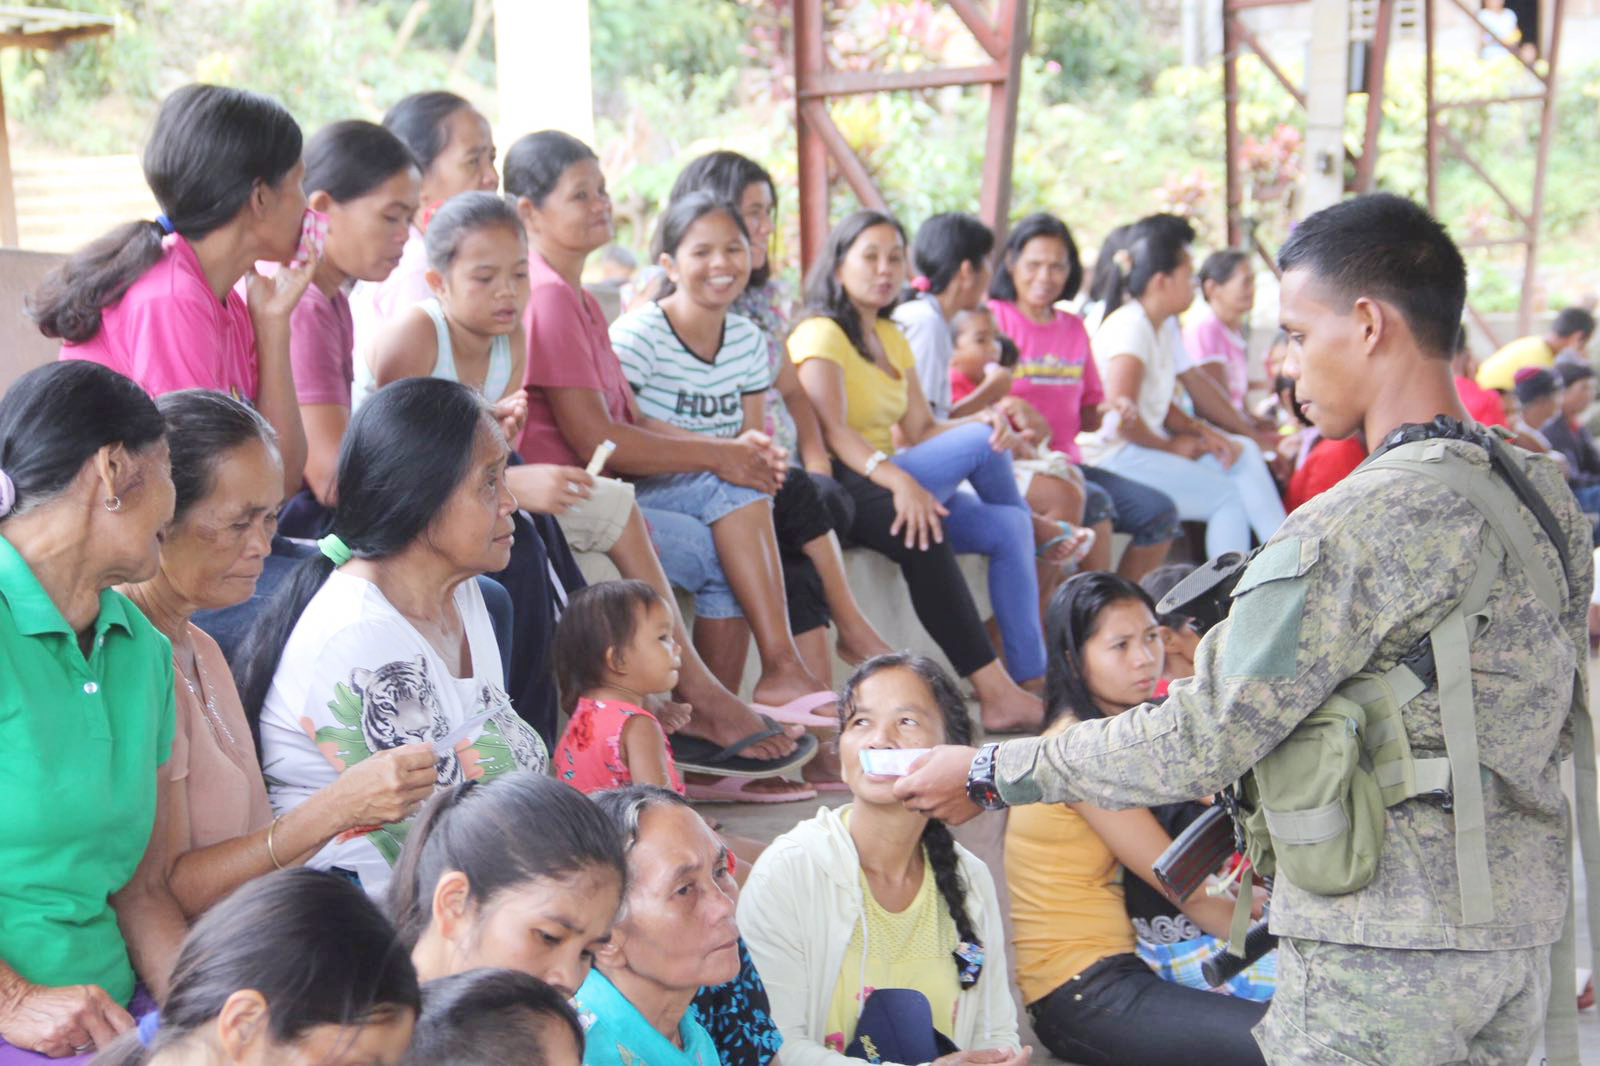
top-left (0, 361), bottom-right (190, 1061)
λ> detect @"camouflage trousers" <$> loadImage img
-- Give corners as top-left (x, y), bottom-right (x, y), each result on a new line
top-left (1255, 937), bottom-right (1550, 1065)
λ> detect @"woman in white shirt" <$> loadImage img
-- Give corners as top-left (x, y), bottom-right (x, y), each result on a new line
top-left (1083, 216), bottom-right (1285, 556)
top-left (237, 378), bottom-right (549, 899)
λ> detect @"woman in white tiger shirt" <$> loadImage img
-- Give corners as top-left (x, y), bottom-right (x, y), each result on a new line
top-left (238, 378), bottom-right (549, 899)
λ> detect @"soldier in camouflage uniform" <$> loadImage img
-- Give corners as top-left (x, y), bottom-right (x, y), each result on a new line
top-left (895, 193), bottom-right (1593, 1065)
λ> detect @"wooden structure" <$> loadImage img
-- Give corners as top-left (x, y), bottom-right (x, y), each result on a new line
top-left (793, 0), bottom-right (1029, 271)
top-left (0, 6), bottom-right (116, 247)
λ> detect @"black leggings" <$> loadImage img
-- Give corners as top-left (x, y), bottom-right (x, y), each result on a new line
top-left (772, 469), bottom-right (851, 636)
top-left (1028, 954), bottom-right (1267, 1066)
top-left (831, 461), bottom-right (997, 678)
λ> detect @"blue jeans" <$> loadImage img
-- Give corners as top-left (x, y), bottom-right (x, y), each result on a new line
top-left (1081, 465), bottom-right (1181, 546)
top-left (637, 471), bottom-right (769, 620)
top-left (892, 422), bottom-right (1045, 682)
top-left (1096, 437), bottom-right (1286, 557)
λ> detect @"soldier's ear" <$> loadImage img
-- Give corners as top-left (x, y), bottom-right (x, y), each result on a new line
top-left (1351, 295), bottom-right (1387, 357)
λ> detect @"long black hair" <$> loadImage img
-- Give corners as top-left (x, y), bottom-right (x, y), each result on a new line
top-left (838, 653), bottom-right (979, 980)
top-left (402, 968), bottom-right (584, 1066)
top-left (95, 868), bottom-right (419, 1066)
top-left (30, 85), bottom-right (302, 343)
top-left (797, 209), bottom-right (908, 362)
top-left (669, 150), bottom-right (777, 289)
top-left (304, 119), bottom-right (419, 203)
top-left (0, 361), bottom-right (165, 520)
top-left (424, 191), bottom-right (525, 273)
top-left (503, 130), bottom-right (599, 209)
top-left (1042, 572), bottom-right (1158, 728)
top-left (988, 212), bottom-right (1083, 305)
top-left (156, 390), bottom-right (277, 522)
top-left (1095, 213), bottom-right (1196, 314)
top-left (384, 91), bottom-right (478, 180)
top-left (386, 773), bottom-right (627, 951)
top-left (908, 212), bottom-right (993, 296)
top-left (235, 378), bottom-right (495, 722)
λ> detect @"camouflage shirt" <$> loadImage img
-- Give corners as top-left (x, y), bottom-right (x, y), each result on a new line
top-left (996, 436), bottom-right (1592, 950)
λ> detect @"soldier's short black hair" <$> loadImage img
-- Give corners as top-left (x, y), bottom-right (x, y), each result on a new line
top-left (1278, 193), bottom-right (1465, 360)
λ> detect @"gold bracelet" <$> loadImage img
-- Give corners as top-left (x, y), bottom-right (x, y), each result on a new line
top-left (266, 814), bottom-right (286, 870)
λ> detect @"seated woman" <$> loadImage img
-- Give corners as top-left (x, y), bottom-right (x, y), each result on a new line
top-left (94, 868), bottom-right (419, 1066)
top-left (1082, 215), bottom-right (1286, 557)
top-left (892, 213), bottom-right (1094, 604)
top-left (122, 390), bottom-right (436, 919)
top-left (986, 213), bottom-right (1179, 580)
top-left (282, 118), bottom-right (422, 535)
top-left (401, 969), bottom-right (584, 1066)
top-left (0, 363), bottom-right (187, 1062)
top-left (739, 654), bottom-right (1025, 1066)
top-left (668, 150), bottom-right (892, 672)
top-left (238, 379), bottom-right (551, 898)
top-left (580, 787), bottom-right (752, 1066)
top-left (38, 84), bottom-right (313, 500)
top-left (790, 211), bottom-right (1044, 730)
top-left (1184, 249), bottom-right (1260, 414)
top-left (504, 130), bottom-right (814, 786)
top-left (391, 772), bottom-right (627, 999)
top-left (1005, 572), bottom-right (1269, 1066)
top-left (350, 90), bottom-right (498, 364)
top-left (611, 192), bottom-right (884, 724)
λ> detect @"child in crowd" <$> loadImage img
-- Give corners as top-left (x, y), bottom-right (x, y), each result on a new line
top-left (1184, 249), bottom-right (1256, 413)
top-left (553, 581), bottom-right (685, 796)
top-left (948, 305), bottom-right (1006, 409)
top-left (401, 969), bottom-right (584, 1066)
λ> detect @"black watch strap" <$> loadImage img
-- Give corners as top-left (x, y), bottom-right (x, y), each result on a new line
top-left (966, 742), bottom-right (1006, 811)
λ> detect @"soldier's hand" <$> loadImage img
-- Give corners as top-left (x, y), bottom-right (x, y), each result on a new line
top-left (893, 745), bottom-right (983, 825)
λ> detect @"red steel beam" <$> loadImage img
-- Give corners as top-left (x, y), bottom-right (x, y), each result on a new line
top-left (946, 0), bottom-right (1005, 59)
top-left (1434, 124), bottom-right (1531, 227)
top-left (795, 0), bottom-right (829, 271)
top-left (797, 63), bottom-right (1007, 99)
top-left (1223, 7), bottom-right (1243, 247)
top-left (1445, 0), bottom-right (1547, 83)
top-left (1232, 16), bottom-right (1307, 109)
top-left (978, 0), bottom-right (1027, 242)
top-left (1353, 0), bottom-right (1394, 194)
top-left (799, 100), bottom-right (890, 212)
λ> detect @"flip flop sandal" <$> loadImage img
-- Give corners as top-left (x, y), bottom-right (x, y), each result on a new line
top-left (1036, 520), bottom-right (1096, 566)
top-left (684, 777), bottom-right (819, 805)
top-left (672, 716), bottom-right (820, 779)
top-left (752, 690), bottom-right (839, 729)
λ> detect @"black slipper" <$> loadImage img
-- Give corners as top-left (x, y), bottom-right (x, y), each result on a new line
top-left (673, 715), bottom-right (819, 778)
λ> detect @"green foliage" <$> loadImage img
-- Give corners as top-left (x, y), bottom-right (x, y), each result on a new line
top-left (1030, 0), bottom-right (1179, 97)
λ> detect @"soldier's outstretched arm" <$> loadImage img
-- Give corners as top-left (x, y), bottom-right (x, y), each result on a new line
top-left (995, 524), bottom-right (1443, 809)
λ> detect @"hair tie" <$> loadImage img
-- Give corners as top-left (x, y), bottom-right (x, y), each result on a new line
top-left (1111, 248), bottom-right (1134, 273)
top-left (0, 469), bottom-right (14, 518)
top-left (318, 533), bottom-right (353, 566)
top-left (911, 275), bottom-right (933, 293)
top-left (154, 214), bottom-right (175, 236)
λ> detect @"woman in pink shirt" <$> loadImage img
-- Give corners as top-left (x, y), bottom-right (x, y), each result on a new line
top-left (988, 213), bottom-right (1178, 581)
top-left (1184, 249), bottom-right (1256, 411)
top-left (349, 91), bottom-right (499, 370)
top-left (35, 84), bottom-right (315, 498)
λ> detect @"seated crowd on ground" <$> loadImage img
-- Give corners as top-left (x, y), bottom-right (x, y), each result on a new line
top-left (0, 80), bottom-right (1592, 1066)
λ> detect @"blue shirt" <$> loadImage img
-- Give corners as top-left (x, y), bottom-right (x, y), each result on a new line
top-left (576, 969), bottom-right (723, 1066)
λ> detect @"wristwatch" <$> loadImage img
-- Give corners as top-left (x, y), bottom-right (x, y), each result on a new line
top-left (966, 742), bottom-right (1007, 811)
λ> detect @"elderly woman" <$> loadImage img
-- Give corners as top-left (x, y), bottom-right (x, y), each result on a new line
top-left (0, 362), bottom-right (188, 1062)
top-left (94, 868), bottom-right (420, 1066)
top-left (577, 787), bottom-right (745, 1066)
top-left (739, 654), bottom-right (1027, 1066)
top-left (121, 390), bottom-right (437, 918)
top-left (237, 378), bottom-right (550, 899)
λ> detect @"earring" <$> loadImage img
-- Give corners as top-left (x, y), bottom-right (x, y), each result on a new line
top-left (103, 496), bottom-right (121, 512)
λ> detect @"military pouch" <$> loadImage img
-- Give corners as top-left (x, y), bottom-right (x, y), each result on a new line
top-left (1240, 689), bottom-right (1385, 896)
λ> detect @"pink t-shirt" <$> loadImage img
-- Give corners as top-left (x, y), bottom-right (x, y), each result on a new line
top-left (518, 249), bottom-right (636, 466)
top-left (1183, 308), bottom-right (1249, 409)
top-left (554, 697), bottom-right (684, 796)
top-left (61, 234), bottom-right (259, 400)
top-left (290, 283), bottom-right (354, 408)
top-left (988, 300), bottom-right (1102, 462)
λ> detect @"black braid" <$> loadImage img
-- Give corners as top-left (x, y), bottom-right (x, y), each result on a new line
top-left (922, 819), bottom-right (979, 978)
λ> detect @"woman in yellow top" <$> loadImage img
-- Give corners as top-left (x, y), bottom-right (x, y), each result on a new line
top-left (1004, 572), bottom-right (1268, 1066)
top-left (788, 211), bottom-right (1042, 732)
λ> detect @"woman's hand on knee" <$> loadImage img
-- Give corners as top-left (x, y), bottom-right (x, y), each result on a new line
top-left (932, 1045), bottom-right (1034, 1066)
top-left (886, 472), bottom-right (948, 551)
top-left (714, 438), bottom-right (780, 494)
top-left (0, 980), bottom-right (133, 1057)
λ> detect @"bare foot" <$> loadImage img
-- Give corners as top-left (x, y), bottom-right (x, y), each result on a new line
top-left (980, 689), bottom-right (1044, 734)
top-left (835, 627), bottom-right (893, 667)
top-left (751, 665), bottom-right (833, 708)
top-left (1034, 516), bottom-right (1095, 565)
top-left (801, 734), bottom-right (843, 785)
top-left (645, 695), bottom-right (693, 733)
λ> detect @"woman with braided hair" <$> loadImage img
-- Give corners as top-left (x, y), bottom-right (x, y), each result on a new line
top-left (738, 654), bottom-right (1026, 1066)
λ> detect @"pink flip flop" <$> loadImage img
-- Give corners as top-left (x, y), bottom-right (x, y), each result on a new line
top-left (684, 777), bottom-right (819, 805)
top-left (752, 690), bottom-right (839, 729)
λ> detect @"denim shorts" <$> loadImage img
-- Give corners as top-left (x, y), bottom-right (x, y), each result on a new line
top-left (636, 472), bottom-right (769, 620)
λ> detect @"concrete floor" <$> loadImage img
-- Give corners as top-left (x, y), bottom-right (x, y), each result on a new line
top-left (714, 785), bottom-right (1600, 1065)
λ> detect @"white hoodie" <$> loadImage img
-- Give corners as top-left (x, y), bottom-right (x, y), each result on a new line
top-left (737, 804), bottom-right (1020, 1066)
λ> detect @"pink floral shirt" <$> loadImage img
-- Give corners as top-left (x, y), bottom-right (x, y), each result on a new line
top-left (555, 697), bottom-right (683, 795)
